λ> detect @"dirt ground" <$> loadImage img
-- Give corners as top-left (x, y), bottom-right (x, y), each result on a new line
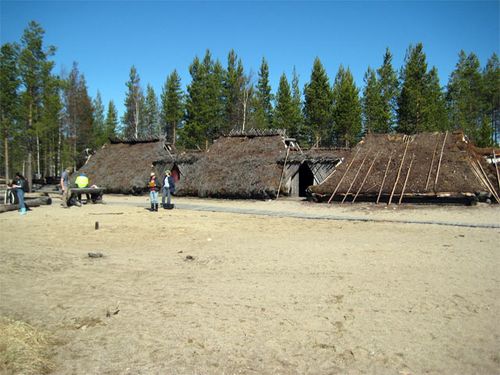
top-left (0, 194), bottom-right (499, 375)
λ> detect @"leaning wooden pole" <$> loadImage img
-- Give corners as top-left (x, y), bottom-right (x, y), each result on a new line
top-left (388, 139), bottom-right (410, 205)
top-left (376, 153), bottom-right (393, 204)
top-left (398, 153), bottom-right (415, 205)
top-left (327, 148), bottom-right (361, 204)
top-left (341, 151), bottom-right (370, 204)
top-left (493, 150), bottom-right (500, 192)
top-left (476, 159), bottom-right (500, 203)
top-left (434, 131), bottom-right (448, 189)
top-left (352, 152), bottom-right (379, 203)
top-left (276, 146), bottom-right (290, 199)
top-left (425, 134), bottom-right (441, 191)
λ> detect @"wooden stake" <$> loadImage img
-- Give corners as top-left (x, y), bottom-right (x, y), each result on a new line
top-left (327, 147), bottom-right (361, 204)
top-left (276, 146), bottom-right (290, 199)
top-left (376, 153), bottom-right (393, 204)
top-left (352, 152), bottom-right (379, 203)
top-left (388, 139), bottom-right (410, 205)
top-left (341, 151), bottom-right (370, 204)
top-left (494, 150), bottom-right (500, 192)
top-left (398, 153), bottom-right (415, 205)
top-left (476, 159), bottom-right (500, 203)
top-left (425, 134), bottom-right (440, 191)
top-left (434, 131), bottom-right (448, 189)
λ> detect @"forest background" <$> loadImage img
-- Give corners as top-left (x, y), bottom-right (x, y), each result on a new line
top-left (0, 20), bottom-right (498, 189)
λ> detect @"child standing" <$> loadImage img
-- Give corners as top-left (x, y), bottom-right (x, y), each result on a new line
top-left (148, 172), bottom-right (160, 212)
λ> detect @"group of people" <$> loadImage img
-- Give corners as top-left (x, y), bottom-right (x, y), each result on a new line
top-left (148, 170), bottom-right (175, 211)
top-left (60, 167), bottom-right (96, 208)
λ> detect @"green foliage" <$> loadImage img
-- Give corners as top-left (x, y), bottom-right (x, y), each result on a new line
top-left (253, 58), bottom-right (273, 129)
top-left (122, 65), bottom-right (145, 138)
top-left (223, 49), bottom-right (246, 131)
top-left (481, 53), bottom-right (499, 146)
top-left (143, 84), bottom-right (160, 137)
top-left (93, 91), bottom-right (106, 147)
top-left (376, 48), bottom-right (399, 131)
top-left (104, 100), bottom-right (118, 141)
top-left (274, 73), bottom-right (293, 132)
top-left (160, 70), bottom-right (184, 144)
top-left (362, 67), bottom-right (384, 134)
top-left (303, 57), bottom-right (332, 146)
top-left (332, 66), bottom-right (362, 147)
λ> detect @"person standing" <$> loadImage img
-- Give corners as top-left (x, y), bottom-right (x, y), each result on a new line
top-left (11, 172), bottom-right (28, 215)
top-left (161, 170), bottom-right (175, 209)
top-left (148, 172), bottom-right (160, 212)
top-left (60, 167), bottom-right (72, 208)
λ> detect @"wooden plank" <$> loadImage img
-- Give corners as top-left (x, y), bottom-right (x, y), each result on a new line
top-left (327, 148), bottom-right (361, 204)
top-left (388, 140), bottom-right (410, 205)
top-left (341, 151), bottom-right (371, 204)
top-left (352, 152), bottom-right (379, 203)
top-left (376, 153), bottom-right (393, 204)
top-left (398, 153), bottom-right (415, 205)
top-left (425, 134), bottom-right (441, 191)
top-left (434, 131), bottom-right (448, 189)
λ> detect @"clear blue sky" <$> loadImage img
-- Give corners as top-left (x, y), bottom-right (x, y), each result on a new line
top-left (1, 1), bottom-right (498, 119)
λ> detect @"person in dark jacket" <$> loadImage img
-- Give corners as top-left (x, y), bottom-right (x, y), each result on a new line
top-left (161, 169), bottom-right (176, 209)
top-left (148, 172), bottom-right (160, 211)
top-left (11, 172), bottom-right (28, 215)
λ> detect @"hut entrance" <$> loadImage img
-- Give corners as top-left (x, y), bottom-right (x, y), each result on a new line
top-left (298, 162), bottom-right (314, 197)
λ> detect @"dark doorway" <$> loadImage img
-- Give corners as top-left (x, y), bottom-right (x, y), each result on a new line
top-left (298, 163), bottom-right (314, 197)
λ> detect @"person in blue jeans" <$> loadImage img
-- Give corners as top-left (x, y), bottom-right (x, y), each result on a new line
top-left (11, 172), bottom-right (28, 215)
top-left (147, 172), bottom-right (160, 211)
top-left (161, 170), bottom-right (176, 209)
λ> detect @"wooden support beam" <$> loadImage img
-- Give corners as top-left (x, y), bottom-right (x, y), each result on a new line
top-left (388, 139), bottom-right (410, 205)
top-left (376, 153), bottom-right (393, 204)
top-left (434, 131), bottom-right (448, 189)
top-left (276, 146), bottom-right (290, 199)
top-left (341, 151), bottom-right (371, 204)
top-left (425, 134), bottom-right (441, 191)
top-left (327, 147), bottom-right (361, 204)
top-left (398, 153), bottom-right (415, 205)
top-left (352, 152), bottom-right (379, 203)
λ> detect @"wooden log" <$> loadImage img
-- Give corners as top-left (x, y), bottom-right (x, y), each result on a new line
top-left (476, 159), bottom-right (500, 203)
top-left (494, 150), bottom-right (500, 192)
top-left (352, 152), bottom-right (379, 203)
top-left (434, 131), bottom-right (448, 189)
top-left (425, 134), bottom-right (441, 191)
top-left (328, 147), bottom-right (361, 204)
top-left (376, 153), bottom-right (393, 204)
top-left (276, 146), bottom-right (290, 199)
top-left (0, 196), bottom-right (52, 213)
top-left (398, 153), bottom-right (415, 205)
top-left (341, 150), bottom-right (371, 204)
top-left (388, 140), bottom-right (410, 205)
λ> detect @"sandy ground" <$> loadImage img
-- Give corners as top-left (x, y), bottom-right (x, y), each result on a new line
top-left (0, 194), bottom-right (499, 375)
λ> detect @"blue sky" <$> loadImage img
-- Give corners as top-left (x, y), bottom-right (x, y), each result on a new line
top-left (1, 1), bottom-right (498, 118)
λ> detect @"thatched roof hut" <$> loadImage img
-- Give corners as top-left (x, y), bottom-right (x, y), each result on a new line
top-left (309, 131), bottom-right (500, 204)
top-left (154, 130), bottom-right (344, 199)
top-left (76, 137), bottom-right (173, 194)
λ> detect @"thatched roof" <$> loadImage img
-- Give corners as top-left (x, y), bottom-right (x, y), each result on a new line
top-left (309, 131), bottom-right (500, 204)
top-left (76, 139), bottom-right (172, 194)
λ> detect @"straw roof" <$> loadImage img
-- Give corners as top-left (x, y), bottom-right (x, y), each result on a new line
top-left (76, 138), bottom-right (172, 194)
top-left (309, 131), bottom-right (500, 203)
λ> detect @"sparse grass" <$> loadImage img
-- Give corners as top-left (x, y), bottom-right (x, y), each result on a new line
top-left (0, 316), bottom-right (55, 375)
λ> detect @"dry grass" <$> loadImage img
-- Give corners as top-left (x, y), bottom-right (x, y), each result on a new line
top-left (0, 317), bottom-right (55, 375)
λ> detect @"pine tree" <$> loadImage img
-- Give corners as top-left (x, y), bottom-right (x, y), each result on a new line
top-left (160, 70), bottom-right (184, 144)
top-left (254, 58), bottom-right (273, 129)
top-left (93, 91), bottom-right (106, 147)
top-left (0, 42), bottom-right (20, 181)
top-left (289, 67), bottom-right (304, 140)
top-left (446, 51), bottom-right (484, 142)
top-left (274, 73), bottom-right (294, 133)
top-left (362, 67), bottom-right (384, 134)
top-left (332, 66), bottom-right (362, 147)
top-left (482, 53), bottom-right (500, 145)
top-left (104, 100), bottom-right (118, 140)
top-left (424, 67), bottom-right (448, 132)
top-left (122, 65), bottom-right (144, 138)
top-left (397, 43), bottom-right (432, 134)
top-left (18, 21), bottom-right (56, 187)
top-left (303, 57), bottom-right (332, 146)
top-left (143, 84), bottom-right (160, 137)
top-left (377, 48), bottom-right (399, 132)
top-left (224, 50), bottom-right (245, 131)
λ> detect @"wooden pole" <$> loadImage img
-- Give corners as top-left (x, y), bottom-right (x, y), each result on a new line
top-left (425, 134), bottom-right (441, 191)
top-left (398, 153), bottom-right (415, 205)
top-left (434, 131), bottom-right (448, 189)
top-left (376, 153), bottom-right (393, 204)
top-left (476, 159), bottom-right (500, 203)
top-left (276, 146), bottom-right (290, 199)
top-left (341, 151), bottom-right (370, 204)
top-left (352, 152), bottom-right (379, 203)
top-left (327, 147), bottom-right (361, 204)
top-left (388, 139), bottom-right (410, 205)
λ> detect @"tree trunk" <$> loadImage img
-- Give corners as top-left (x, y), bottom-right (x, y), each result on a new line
top-left (27, 103), bottom-right (33, 192)
top-left (0, 196), bottom-right (52, 213)
top-left (3, 128), bottom-right (9, 183)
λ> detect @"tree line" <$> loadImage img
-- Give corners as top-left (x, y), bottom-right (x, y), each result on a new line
top-left (1, 21), bottom-right (499, 185)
